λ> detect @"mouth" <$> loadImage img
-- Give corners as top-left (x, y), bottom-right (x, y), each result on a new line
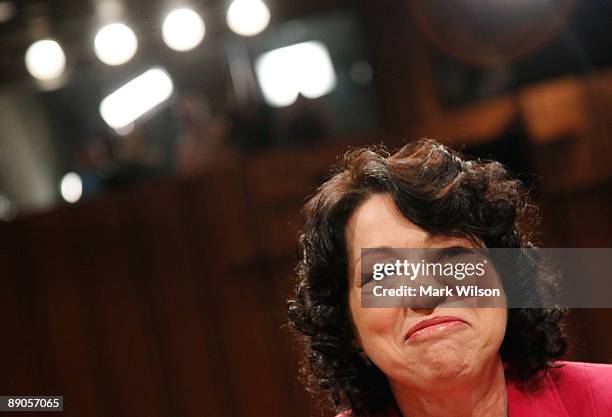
top-left (404, 316), bottom-right (469, 342)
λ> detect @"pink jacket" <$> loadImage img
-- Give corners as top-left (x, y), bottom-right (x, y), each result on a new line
top-left (335, 361), bottom-right (612, 417)
top-left (507, 361), bottom-right (612, 417)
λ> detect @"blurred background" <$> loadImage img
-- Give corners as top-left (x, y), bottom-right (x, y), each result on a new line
top-left (0, 0), bottom-right (611, 416)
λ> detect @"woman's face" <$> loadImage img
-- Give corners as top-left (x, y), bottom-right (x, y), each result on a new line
top-left (346, 193), bottom-right (507, 389)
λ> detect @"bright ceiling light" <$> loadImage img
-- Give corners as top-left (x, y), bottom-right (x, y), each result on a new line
top-left (99, 67), bottom-right (174, 130)
top-left (162, 8), bottom-right (205, 51)
top-left (94, 22), bottom-right (138, 66)
top-left (226, 0), bottom-right (270, 36)
top-left (25, 39), bottom-right (66, 81)
top-left (60, 172), bottom-right (83, 203)
top-left (255, 41), bottom-right (337, 107)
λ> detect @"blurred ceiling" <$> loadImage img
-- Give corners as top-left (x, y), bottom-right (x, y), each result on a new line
top-left (0, 0), bottom-right (351, 85)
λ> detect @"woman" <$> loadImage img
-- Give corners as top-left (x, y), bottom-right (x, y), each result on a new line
top-left (287, 139), bottom-right (612, 417)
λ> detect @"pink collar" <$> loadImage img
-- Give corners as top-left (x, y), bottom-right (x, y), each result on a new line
top-left (507, 372), bottom-right (570, 417)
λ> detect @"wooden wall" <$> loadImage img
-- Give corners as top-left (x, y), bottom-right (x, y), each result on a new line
top-left (0, 145), bottom-right (345, 417)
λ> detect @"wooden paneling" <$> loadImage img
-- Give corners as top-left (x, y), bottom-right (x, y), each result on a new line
top-left (0, 224), bottom-right (36, 398)
top-left (15, 210), bottom-right (106, 417)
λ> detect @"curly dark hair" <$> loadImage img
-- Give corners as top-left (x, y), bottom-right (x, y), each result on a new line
top-left (287, 138), bottom-right (568, 417)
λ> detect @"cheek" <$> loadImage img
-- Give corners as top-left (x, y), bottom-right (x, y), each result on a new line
top-left (474, 308), bottom-right (507, 349)
top-left (349, 291), bottom-right (399, 350)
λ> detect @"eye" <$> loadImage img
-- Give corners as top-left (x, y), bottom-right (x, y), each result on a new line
top-left (435, 246), bottom-right (471, 261)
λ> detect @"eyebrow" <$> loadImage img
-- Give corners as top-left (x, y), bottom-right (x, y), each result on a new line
top-left (353, 232), bottom-right (437, 265)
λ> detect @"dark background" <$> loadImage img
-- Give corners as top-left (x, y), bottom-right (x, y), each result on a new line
top-left (0, 0), bottom-right (611, 416)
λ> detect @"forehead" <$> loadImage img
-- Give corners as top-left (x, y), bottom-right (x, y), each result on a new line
top-left (345, 193), bottom-right (472, 260)
top-left (346, 193), bottom-right (429, 251)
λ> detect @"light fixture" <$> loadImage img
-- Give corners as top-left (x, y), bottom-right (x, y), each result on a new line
top-left (226, 0), bottom-right (270, 37)
top-left (99, 67), bottom-right (174, 130)
top-left (162, 8), bottom-right (205, 51)
top-left (255, 41), bottom-right (337, 107)
top-left (25, 39), bottom-right (66, 81)
top-left (60, 172), bottom-right (83, 203)
top-left (94, 22), bottom-right (138, 66)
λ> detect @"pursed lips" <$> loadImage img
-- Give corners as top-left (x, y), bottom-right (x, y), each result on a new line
top-left (403, 315), bottom-right (469, 342)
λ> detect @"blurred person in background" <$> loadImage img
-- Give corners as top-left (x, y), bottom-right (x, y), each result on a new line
top-left (101, 127), bottom-right (162, 189)
top-left (275, 94), bottom-right (331, 146)
top-left (174, 94), bottom-right (236, 175)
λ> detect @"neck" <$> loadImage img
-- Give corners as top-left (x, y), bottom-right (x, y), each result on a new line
top-left (389, 356), bottom-right (507, 417)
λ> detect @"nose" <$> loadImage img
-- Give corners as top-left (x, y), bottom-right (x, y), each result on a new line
top-left (402, 272), bottom-right (448, 310)
top-left (404, 290), bottom-right (447, 310)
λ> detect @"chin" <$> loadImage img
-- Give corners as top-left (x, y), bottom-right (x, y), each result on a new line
top-left (417, 350), bottom-right (478, 386)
